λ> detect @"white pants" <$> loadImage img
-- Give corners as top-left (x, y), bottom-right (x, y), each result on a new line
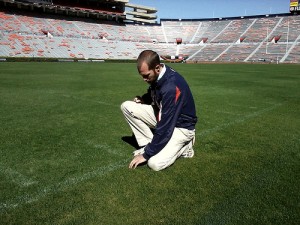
top-left (121, 101), bottom-right (195, 171)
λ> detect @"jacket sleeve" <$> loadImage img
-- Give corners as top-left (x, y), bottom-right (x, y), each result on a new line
top-left (143, 84), bottom-right (184, 160)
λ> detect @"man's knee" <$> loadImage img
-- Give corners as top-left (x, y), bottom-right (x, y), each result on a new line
top-left (148, 158), bottom-right (168, 171)
top-left (120, 100), bottom-right (133, 112)
top-left (148, 160), bottom-right (161, 171)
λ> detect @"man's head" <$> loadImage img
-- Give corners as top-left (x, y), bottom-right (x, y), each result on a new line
top-left (137, 50), bottom-right (161, 84)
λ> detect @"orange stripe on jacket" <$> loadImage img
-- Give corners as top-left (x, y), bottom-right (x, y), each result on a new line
top-left (175, 86), bottom-right (181, 103)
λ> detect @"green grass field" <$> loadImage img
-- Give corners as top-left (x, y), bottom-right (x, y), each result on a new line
top-left (0, 62), bottom-right (299, 225)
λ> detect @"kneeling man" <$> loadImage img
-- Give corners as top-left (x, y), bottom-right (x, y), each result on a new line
top-left (121, 50), bottom-right (197, 171)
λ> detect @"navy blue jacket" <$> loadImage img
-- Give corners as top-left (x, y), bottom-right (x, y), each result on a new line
top-left (142, 65), bottom-right (197, 160)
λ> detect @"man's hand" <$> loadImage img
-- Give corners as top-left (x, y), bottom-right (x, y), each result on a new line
top-left (129, 154), bottom-right (147, 169)
top-left (133, 96), bottom-right (143, 104)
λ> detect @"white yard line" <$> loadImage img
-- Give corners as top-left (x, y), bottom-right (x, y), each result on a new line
top-left (0, 159), bottom-right (127, 212)
top-left (46, 91), bottom-right (120, 108)
top-left (197, 103), bottom-right (282, 138)
top-left (0, 165), bottom-right (37, 187)
top-left (86, 140), bottom-right (127, 157)
top-left (215, 110), bottom-right (244, 116)
top-left (61, 94), bottom-right (119, 107)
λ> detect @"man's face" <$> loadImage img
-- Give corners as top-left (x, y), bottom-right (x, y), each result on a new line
top-left (138, 62), bottom-right (160, 84)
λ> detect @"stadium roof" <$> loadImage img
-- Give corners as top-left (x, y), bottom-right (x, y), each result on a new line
top-left (113, 0), bottom-right (128, 2)
top-left (0, 0), bottom-right (126, 21)
top-left (0, 0), bottom-right (158, 23)
top-left (126, 3), bottom-right (157, 13)
top-left (125, 2), bottom-right (157, 24)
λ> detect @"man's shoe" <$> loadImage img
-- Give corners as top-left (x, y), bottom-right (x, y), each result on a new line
top-left (181, 136), bottom-right (195, 158)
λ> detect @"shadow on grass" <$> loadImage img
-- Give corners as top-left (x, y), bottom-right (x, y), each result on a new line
top-left (121, 135), bottom-right (139, 150)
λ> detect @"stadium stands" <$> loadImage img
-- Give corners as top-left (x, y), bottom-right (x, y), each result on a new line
top-left (0, 8), bottom-right (300, 63)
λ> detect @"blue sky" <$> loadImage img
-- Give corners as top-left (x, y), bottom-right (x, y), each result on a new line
top-left (129, 0), bottom-right (291, 20)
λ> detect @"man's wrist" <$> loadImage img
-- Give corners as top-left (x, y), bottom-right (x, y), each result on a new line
top-left (142, 152), bottom-right (150, 160)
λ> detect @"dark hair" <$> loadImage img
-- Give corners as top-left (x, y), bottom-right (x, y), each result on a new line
top-left (137, 50), bottom-right (160, 71)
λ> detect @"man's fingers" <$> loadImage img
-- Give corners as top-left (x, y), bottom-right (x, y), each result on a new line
top-left (133, 162), bottom-right (138, 169)
top-left (129, 162), bottom-right (134, 169)
top-left (132, 159), bottom-right (139, 169)
top-left (129, 155), bottom-right (146, 169)
top-left (133, 96), bottom-right (143, 104)
top-left (129, 160), bottom-right (134, 169)
top-left (129, 158), bottom-right (137, 169)
top-left (134, 98), bottom-right (141, 103)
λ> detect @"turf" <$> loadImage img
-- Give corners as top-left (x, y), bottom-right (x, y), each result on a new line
top-left (0, 62), bottom-right (299, 225)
